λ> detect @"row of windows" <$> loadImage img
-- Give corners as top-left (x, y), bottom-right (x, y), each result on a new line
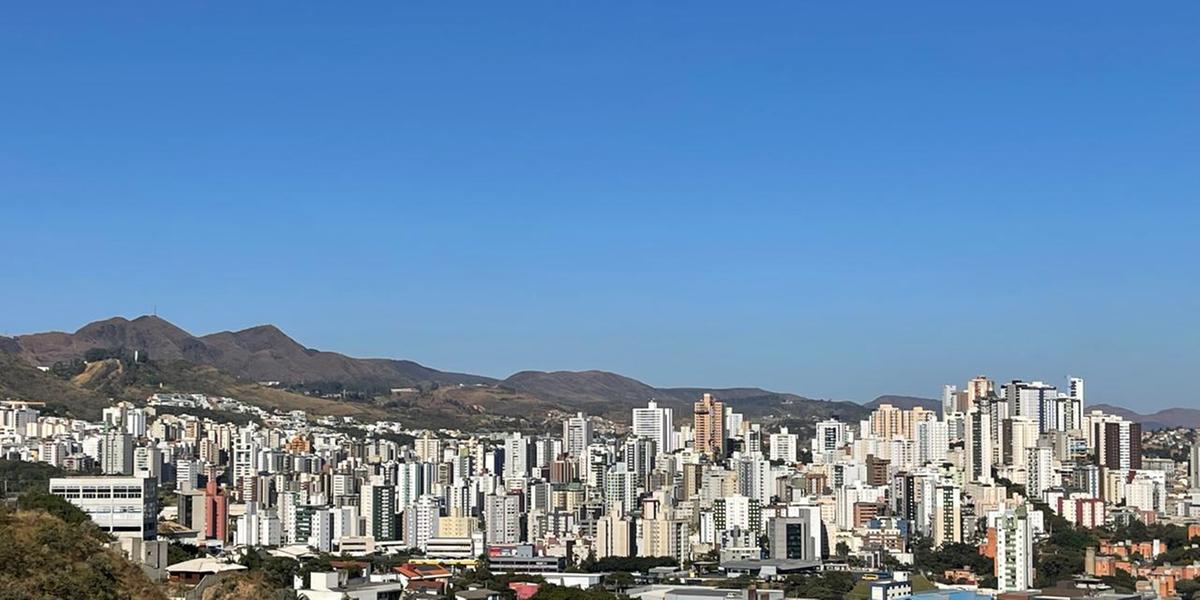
top-left (83, 506), bottom-right (144, 514)
top-left (50, 486), bottom-right (144, 500)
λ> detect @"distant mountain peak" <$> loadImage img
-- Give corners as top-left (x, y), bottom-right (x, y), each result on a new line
top-left (8, 315), bottom-right (488, 388)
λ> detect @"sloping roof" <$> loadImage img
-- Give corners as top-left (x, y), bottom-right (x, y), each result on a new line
top-left (395, 563), bottom-right (452, 578)
top-left (457, 589), bottom-right (502, 599)
top-left (165, 558), bottom-right (248, 574)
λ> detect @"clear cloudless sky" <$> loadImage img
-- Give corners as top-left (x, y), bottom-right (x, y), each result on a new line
top-left (1, 3), bottom-right (1198, 410)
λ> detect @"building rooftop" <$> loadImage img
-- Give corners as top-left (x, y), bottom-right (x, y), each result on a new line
top-left (165, 558), bottom-right (247, 575)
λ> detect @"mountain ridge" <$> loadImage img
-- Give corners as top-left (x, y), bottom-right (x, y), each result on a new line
top-left (1089, 403), bottom-right (1200, 430)
top-left (3, 315), bottom-right (1171, 429)
top-left (11, 315), bottom-right (492, 390)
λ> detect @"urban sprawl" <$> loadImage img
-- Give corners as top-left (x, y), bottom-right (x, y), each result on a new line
top-left (3, 375), bottom-right (1196, 600)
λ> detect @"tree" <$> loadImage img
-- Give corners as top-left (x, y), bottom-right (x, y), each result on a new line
top-left (17, 490), bottom-right (91, 527)
top-left (604, 572), bottom-right (634, 593)
top-left (0, 506), bottom-right (165, 599)
top-left (1176, 577), bottom-right (1200, 600)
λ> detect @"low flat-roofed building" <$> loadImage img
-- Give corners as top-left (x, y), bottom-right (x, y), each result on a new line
top-left (427, 536), bottom-right (478, 559)
top-left (537, 572), bottom-right (606, 589)
top-left (629, 585), bottom-right (784, 600)
top-left (49, 476), bottom-right (157, 540)
top-left (718, 558), bottom-right (821, 579)
top-left (456, 589), bottom-right (504, 600)
top-left (297, 571), bottom-right (405, 600)
top-left (487, 544), bottom-right (564, 573)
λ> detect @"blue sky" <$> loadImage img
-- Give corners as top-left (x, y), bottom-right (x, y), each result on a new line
top-left (1, 3), bottom-right (1197, 409)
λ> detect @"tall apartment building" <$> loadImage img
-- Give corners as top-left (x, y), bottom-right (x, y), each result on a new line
top-left (1094, 418), bottom-right (1142, 471)
top-left (632, 400), bottom-right (675, 453)
top-left (812, 419), bottom-right (850, 462)
top-left (693, 394), bottom-right (725, 459)
top-left (1005, 380), bottom-right (1059, 433)
top-left (768, 508), bottom-right (823, 561)
top-left (640, 515), bottom-right (691, 564)
top-left (1068, 377), bottom-right (1085, 403)
top-left (965, 409), bottom-right (993, 484)
top-left (485, 493), bottom-right (522, 544)
top-left (101, 430), bottom-right (134, 475)
top-left (1001, 417), bottom-right (1039, 470)
top-left (503, 434), bottom-right (533, 480)
top-left (415, 432), bottom-right (443, 463)
top-left (932, 485), bottom-right (961, 546)
top-left (595, 510), bottom-right (635, 558)
top-left (562, 413), bottom-right (592, 459)
top-left (967, 376), bottom-right (995, 405)
top-left (404, 495), bottom-right (442, 551)
top-left (990, 505), bottom-right (1034, 592)
top-left (204, 478), bottom-right (229, 543)
top-left (769, 427), bottom-right (799, 463)
top-left (361, 479), bottom-right (398, 541)
top-left (1190, 442), bottom-right (1200, 491)
top-left (868, 404), bottom-right (937, 440)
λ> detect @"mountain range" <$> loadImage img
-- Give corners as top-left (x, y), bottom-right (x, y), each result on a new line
top-left (2, 315), bottom-right (1193, 430)
top-left (0, 316), bottom-right (868, 430)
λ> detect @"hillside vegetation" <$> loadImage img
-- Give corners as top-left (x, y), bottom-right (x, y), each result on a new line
top-left (0, 506), bottom-right (166, 599)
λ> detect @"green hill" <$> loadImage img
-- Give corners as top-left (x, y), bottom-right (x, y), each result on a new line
top-left (0, 504), bottom-right (166, 599)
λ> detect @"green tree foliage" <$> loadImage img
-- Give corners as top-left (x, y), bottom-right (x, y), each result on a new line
top-left (17, 490), bottom-right (92, 527)
top-left (168, 541), bottom-right (205, 566)
top-left (0, 459), bottom-right (74, 495)
top-left (531, 584), bottom-right (621, 600)
top-left (780, 572), bottom-right (855, 600)
top-left (604, 572), bottom-right (635, 593)
top-left (587, 556), bottom-right (677, 573)
top-left (0, 506), bottom-right (165, 599)
top-left (911, 536), bottom-right (991, 582)
top-left (1100, 570), bottom-right (1140, 593)
top-left (238, 548), bottom-right (301, 590)
top-left (1176, 577), bottom-right (1200, 600)
top-left (1028, 503), bottom-right (1098, 588)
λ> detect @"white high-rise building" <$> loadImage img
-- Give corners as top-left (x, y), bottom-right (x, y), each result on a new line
top-left (308, 509), bottom-right (334, 552)
top-left (484, 493), bottom-right (521, 544)
top-left (942, 384), bottom-right (958, 418)
top-left (397, 462), bottom-right (429, 509)
top-left (1026, 447), bottom-right (1055, 499)
top-left (1190, 442), bottom-right (1200, 491)
top-left (1006, 381), bottom-right (1058, 433)
top-left (604, 465), bottom-right (638, 516)
top-left (965, 409), bottom-right (993, 484)
top-left (1068, 377), bottom-right (1084, 403)
top-left (233, 440), bottom-right (257, 486)
top-left (0, 402), bottom-right (39, 435)
top-left (124, 408), bottom-right (147, 438)
top-left (933, 484), bottom-right (962, 546)
top-left (991, 505), bottom-right (1034, 592)
top-left (633, 400), bottom-right (675, 453)
top-left (404, 495), bottom-right (442, 551)
top-left (503, 434), bottom-right (531, 480)
top-left (916, 419), bottom-right (949, 465)
top-left (769, 427), bottom-right (799, 463)
top-left (1003, 417), bottom-right (1039, 471)
top-left (562, 413), bottom-right (592, 458)
top-left (812, 419), bottom-right (850, 462)
top-left (101, 430), bottom-right (134, 476)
